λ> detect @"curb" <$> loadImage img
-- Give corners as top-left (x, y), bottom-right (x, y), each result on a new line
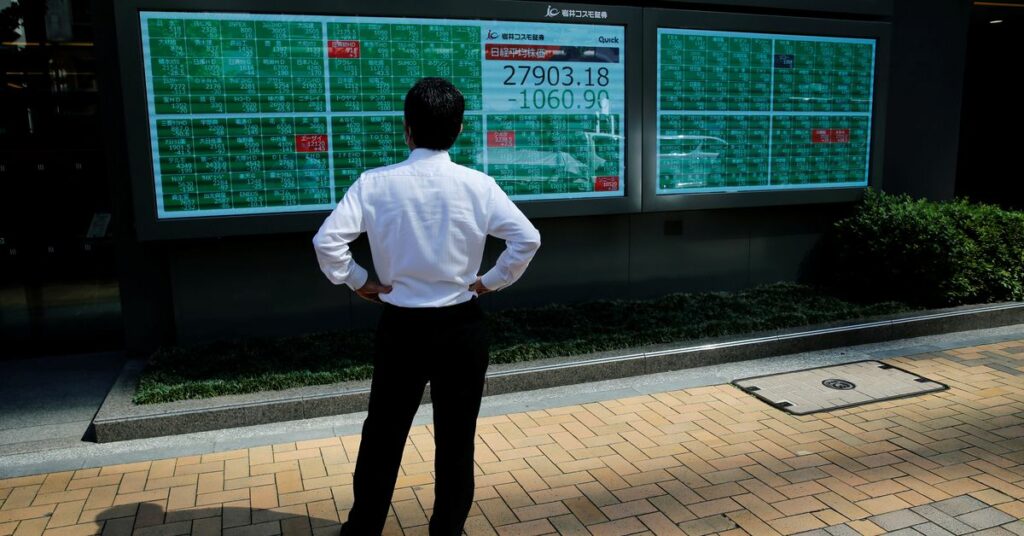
top-left (92, 301), bottom-right (1024, 442)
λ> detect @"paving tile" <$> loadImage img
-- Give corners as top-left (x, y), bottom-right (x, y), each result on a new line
top-left (13, 518), bottom-right (50, 536)
top-left (651, 496), bottom-right (694, 524)
top-left (726, 510), bottom-right (781, 536)
top-left (823, 524), bottom-right (861, 536)
top-left (221, 500), bottom-right (250, 529)
top-left (931, 495), bottom-right (989, 517)
top-left (869, 509), bottom-right (928, 531)
top-left (841, 518), bottom-right (885, 535)
top-left (955, 507), bottom-right (1016, 530)
top-left (815, 510), bottom-right (847, 524)
top-left (885, 529), bottom-right (925, 536)
top-left (99, 517), bottom-right (133, 536)
top-left (477, 498), bottom-right (517, 527)
top-left (0, 504), bottom-right (55, 526)
top-left (770, 513), bottom-right (828, 534)
top-left (192, 517), bottom-right (222, 536)
top-left (547, 513), bottom-right (587, 535)
top-left (600, 498), bottom-right (659, 520)
top-left (973, 489), bottom-right (1017, 507)
top-left (584, 517), bottom-right (645, 536)
top-left (222, 521), bottom-right (281, 536)
top-left (133, 520), bottom-right (191, 536)
top-left (775, 496), bottom-right (828, 517)
top-left (858, 495), bottom-right (913, 515)
top-left (911, 523), bottom-right (955, 536)
top-left (1003, 521), bottom-right (1024, 536)
top-left (969, 529), bottom-right (1016, 536)
top-left (463, 515), bottom-right (497, 536)
top-left (512, 501), bottom-right (569, 522)
top-left (677, 515), bottom-right (736, 536)
top-left (909, 504), bottom-right (975, 535)
top-left (636, 512), bottom-right (684, 535)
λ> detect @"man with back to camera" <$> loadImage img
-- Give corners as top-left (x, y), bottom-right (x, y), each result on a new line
top-left (312, 77), bottom-right (541, 535)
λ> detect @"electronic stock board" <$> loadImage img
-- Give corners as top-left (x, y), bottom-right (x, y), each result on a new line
top-left (115, 2), bottom-right (886, 237)
top-left (643, 9), bottom-right (889, 211)
top-left (116, 1), bottom-right (641, 238)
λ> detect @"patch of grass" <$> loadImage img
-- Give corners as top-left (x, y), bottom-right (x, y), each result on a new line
top-left (134, 283), bottom-right (909, 404)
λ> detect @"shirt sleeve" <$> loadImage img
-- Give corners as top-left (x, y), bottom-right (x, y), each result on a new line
top-left (312, 178), bottom-right (369, 291)
top-left (480, 182), bottom-right (541, 291)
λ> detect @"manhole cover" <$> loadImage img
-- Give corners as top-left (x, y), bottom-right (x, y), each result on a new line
top-left (732, 360), bottom-right (948, 415)
top-left (823, 379), bottom-right (855, 390)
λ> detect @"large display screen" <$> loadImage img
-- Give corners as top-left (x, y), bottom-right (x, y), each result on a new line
top-left (656, 28), bottom-right (875, 194)
top-left (139, 12), bottom-right (626, 219)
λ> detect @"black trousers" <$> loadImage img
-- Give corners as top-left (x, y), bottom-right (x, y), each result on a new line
top-left (340, 297), bottom-right (489, 536)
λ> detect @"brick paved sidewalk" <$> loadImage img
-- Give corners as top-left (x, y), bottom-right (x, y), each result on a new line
top-left (4, 341), bottom-right (1024, 536)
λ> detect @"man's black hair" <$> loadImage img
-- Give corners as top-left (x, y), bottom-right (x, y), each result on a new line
top-left (404, 77), bottom-right (465, 150)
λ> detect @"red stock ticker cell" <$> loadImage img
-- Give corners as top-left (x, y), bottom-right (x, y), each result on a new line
top-left (487, 131), bottom-right (516, 148)
top-left (811, 128), bottom-right (851, 144)
top-left (594, 176), bottom-right (619, 191)
top-left (328, 40), bottom-right (360, 59)
top-left (295, 134), bottom-right (328, 153)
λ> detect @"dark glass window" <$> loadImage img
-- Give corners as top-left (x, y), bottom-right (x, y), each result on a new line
top-left (0, 0), bottom-right (122, 357)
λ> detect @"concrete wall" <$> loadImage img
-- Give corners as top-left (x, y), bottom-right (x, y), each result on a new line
top-left (107, 0), bottom-right (975, 352)
top-left (164, 203), bottom-right (842, 344)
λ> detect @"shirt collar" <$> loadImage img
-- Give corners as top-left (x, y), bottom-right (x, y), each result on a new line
top-left (407, 147), bottom-right (451, 163)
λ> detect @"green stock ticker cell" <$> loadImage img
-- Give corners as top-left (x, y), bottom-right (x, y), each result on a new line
top-left (228, 190), bottom-right (267, 209)
top-left (254, 39), bottom-right (322, 59)
top-left (187, 57), bottom-right (229, 76)
top-left (194, 174), bottom-right (232, 194)
top-left (329, 139), bottom-right (364, 154)
top-left (177, 39), bottom-right (222, 59)
top-left (158, 157), bottom-right (196, 176)
top-left (151, 58), bottom-right (187, 77)
top-left (160, 173), bottom-right (202, 196)
top-left (196, 192), bottom-right (233, 210)
top-left (219, 21), bottom-right (256, 40)
top-left (148, 38), bottom-right (187, 57)
top-left (219, 43), bottom-right (257, 61)
top-left (183, 20), bottom-right (222, 39)
top-left (192, 191), bottom-right (233, 211)
top-left (325, 61), bottom-right (359, 78)
top-left (220, 61), bottom-right (259, 78)
top-left (151, 76), bottom-right (188, 95)
top-left (147, 18), bottom-right (185, 38)
top-left (325, 22), bottom-right (361, 36)
top-left (194, 158), bottom-right (230, 175)
top-left (162, 193), bottom-right (200, 212)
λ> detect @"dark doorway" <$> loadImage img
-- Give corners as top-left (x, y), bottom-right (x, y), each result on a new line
top-left (956, 2), bottom-right (1024, 209)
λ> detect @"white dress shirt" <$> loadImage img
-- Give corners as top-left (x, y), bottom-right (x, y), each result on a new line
top-left (313, 148), bottom-right (541, 308)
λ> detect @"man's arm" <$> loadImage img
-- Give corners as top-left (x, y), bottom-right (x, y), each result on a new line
top-left (477, 182), bottom-right (541, 292)
top-left (312, 178), bottom-right (370, 292)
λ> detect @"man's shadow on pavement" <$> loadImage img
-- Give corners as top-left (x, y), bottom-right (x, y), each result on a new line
top-left (95, 500), bottom-right (411, 536)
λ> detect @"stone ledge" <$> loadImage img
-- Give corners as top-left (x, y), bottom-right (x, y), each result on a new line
top-left (92, 301), bottom-right (1024, 442)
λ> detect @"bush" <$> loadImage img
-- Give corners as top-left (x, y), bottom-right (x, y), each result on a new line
top-left (134, 283), bottom-right (908, 404)
top-left (822, 190), bottom-right (1024, 307)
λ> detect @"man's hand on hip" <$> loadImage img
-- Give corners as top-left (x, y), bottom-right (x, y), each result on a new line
top-left (356, 281), bottom-right (393, 304)
top-left (469, 278), bottom-right (492, 296)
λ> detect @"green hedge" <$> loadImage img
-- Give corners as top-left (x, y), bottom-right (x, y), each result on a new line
top-left (134, 283), bottom-right (907, 404)
top-left (822, 190), bottom-right (1024, 307)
